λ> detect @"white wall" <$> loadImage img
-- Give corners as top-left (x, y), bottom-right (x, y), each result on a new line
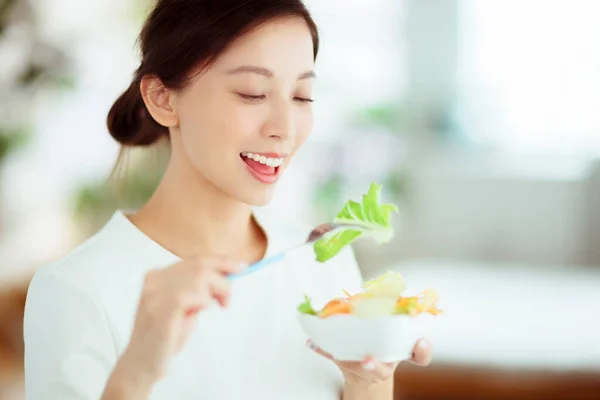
top-left (404, 151), bottom-right (594, 266)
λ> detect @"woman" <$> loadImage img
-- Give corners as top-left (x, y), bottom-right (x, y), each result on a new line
top-left (23, 1), bottom-right (432, 399)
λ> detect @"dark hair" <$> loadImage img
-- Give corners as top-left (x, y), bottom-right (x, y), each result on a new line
top-left (107, 0), bottom-right (319, 147)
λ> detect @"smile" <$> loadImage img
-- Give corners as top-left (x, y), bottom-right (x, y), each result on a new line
top-left (240, 151), bottom-right (287, 184)
top-left (240, 152), bottom-right (284, 167)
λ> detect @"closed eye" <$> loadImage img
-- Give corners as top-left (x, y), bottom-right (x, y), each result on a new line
top-left (236, 93), bottom-right (313, 103)
top-left (294, 97), bottom-right (314, 103)
top-left (237, 93), bottom-right (265, 102)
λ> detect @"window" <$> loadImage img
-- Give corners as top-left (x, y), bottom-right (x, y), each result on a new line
top-left (457, 0), bottom-right (600, 156)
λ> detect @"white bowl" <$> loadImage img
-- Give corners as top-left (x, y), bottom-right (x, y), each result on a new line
top-left (298, 312), bottom-right (428, 362)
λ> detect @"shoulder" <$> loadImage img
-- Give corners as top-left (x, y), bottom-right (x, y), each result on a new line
top-left (23, 224), bottom-right (121, 399)
top-left (32, 214), bottom-right (128, 290)
top-left (23, 219), bottom-right (120, 335)
top-left (23, 212), bottom-right (153, 345)
top-left (24, 220), bottom-right (123, 335)
top-left (28, 211), bottom-right (169, 302)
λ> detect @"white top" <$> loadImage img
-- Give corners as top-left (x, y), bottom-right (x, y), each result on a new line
top-left (23, 210), bottom-right (363, 400)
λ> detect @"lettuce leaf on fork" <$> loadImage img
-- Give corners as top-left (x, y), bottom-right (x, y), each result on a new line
top-left (313, 182), bottom-right (398, 263)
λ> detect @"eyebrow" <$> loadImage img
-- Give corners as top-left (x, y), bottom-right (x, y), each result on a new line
top-left (226, 65), bottom-right (316, 80)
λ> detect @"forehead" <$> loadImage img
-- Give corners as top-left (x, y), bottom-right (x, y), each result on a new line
top-left (212, 16), bottom-right (315, 77)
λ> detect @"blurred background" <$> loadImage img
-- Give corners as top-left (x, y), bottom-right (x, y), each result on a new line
top-left (1, 0), bottom-right (599, 399)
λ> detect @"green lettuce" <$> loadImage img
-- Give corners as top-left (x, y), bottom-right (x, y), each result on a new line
top-left (313, 182), bottom-right (398, 263)
top-left (298, 294), bottom-right (317, 315)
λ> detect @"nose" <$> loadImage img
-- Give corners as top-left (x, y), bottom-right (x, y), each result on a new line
top-left (261, 98), bottom-right (295, 140)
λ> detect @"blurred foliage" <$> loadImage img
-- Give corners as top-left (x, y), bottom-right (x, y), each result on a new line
top-left (0, 129), bottom-right (28, 166)
top-left (0, 0), bottom-right (72, 87)
top-left (72, 141), bottom-right (169, 236)
top-left (350, 101), bottom-right (408, 133)
top-left (0, 0), bottom-right (18, 35)
top-left (311, 173), bottom-right (345, 221)
top-left (312, 101), bottom-right (411, 219)
top-left (0, 0), bottom-right (73, 168)
top-left (69, 0), bottom-right (162, 237)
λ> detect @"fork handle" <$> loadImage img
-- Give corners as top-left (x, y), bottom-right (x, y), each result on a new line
top-left (228, 253), bottom-right (285, 280)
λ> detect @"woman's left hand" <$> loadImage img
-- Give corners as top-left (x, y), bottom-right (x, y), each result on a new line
top-left (307, 338), bottom-right (432, 385)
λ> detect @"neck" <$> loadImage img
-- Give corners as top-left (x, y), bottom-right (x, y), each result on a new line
top-left (130, 155), bottom-right (262, 261)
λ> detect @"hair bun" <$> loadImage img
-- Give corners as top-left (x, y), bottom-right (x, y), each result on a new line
top-left (107, 80), bottom-right (167, 146)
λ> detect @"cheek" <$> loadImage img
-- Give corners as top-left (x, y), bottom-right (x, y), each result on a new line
top-left (178, 92), bottom-right (256, 150)
top-left (230, 105), bottom-right (269, 141)
top-left (294, 108), bottom-right (313, 147)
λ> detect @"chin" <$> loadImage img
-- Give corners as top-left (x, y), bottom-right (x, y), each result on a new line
top-left (236, 186), bottom-right (276, 207)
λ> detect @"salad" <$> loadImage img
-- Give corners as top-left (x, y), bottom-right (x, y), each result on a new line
top-left (312, 182), bottom-right (398, 263)
top-left (300, 182), bottom-right (442, 319)
top-left (298, 270), bottom-right (442, 318)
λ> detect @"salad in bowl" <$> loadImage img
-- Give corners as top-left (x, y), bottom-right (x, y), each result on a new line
top-left (297, 183), bottom-right (442, 362)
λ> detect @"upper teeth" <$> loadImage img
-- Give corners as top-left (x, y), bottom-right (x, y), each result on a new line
top-left (241, 152), bottom-right (284, 167)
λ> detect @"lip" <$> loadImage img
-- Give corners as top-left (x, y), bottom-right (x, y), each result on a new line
top-left (242, 160), bottom-right (283, 184)
top-left (240, 151), bottom-right (285, 185)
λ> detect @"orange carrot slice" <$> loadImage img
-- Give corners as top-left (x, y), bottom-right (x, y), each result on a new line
top-left (319, 299), bottom-right (351, 318)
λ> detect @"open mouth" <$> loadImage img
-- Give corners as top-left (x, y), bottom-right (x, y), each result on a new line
top-left (240, 151), bottom-right (285, 184)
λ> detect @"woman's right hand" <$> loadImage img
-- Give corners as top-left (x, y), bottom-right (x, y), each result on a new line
top-left (103, 257), bottom-right (245, 398)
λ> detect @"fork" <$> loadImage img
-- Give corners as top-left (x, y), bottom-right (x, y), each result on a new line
top-left (228, 221), bottom-right (366, 280)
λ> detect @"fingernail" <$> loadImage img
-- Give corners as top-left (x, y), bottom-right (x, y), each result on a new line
top-left (362, 360), bottom-right (376, 371)
top-left (418, 339), bottom-right (431, 350)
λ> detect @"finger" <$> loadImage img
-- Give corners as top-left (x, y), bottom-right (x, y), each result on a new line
top-left (361, 356), bottom-right (397, 381)
top-left (207, 272), bottom-right (232, 307)
top-left (178, 288), bottom-right (213, 316)
top-left (184, 306), bottom-right (202, 318)
top-left (181, 264), bottom-right (233, 308)
top-left (306, 339), bottom-right (334, 361)
top-left (202, 257), bottom-right (248, 275)
top-left (409, 338), bottom-right (432, 366)
top-left (179, 272), bottom-right (230, 312)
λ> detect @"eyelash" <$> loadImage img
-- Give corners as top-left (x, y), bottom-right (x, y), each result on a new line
top-left (237, 93), bottom-right (314, 103)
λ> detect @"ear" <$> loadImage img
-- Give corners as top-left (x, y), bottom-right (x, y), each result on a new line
top-left (140, 76), bottom-right (179, 128)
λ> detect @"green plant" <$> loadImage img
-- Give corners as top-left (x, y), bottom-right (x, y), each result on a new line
top-left (0, 0), bottom-right (72, 167)
top-left (0, 130), bottom-right (28, 166)
top-left (72, 142), bottom-right (169, 235)
top-left (311, 100), bottom-right (411, 220)
top-left (351, 101), bottom-right (408, 133)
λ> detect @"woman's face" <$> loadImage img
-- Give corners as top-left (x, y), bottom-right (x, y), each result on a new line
top-left (171, 16), bottom-right (315, 206)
